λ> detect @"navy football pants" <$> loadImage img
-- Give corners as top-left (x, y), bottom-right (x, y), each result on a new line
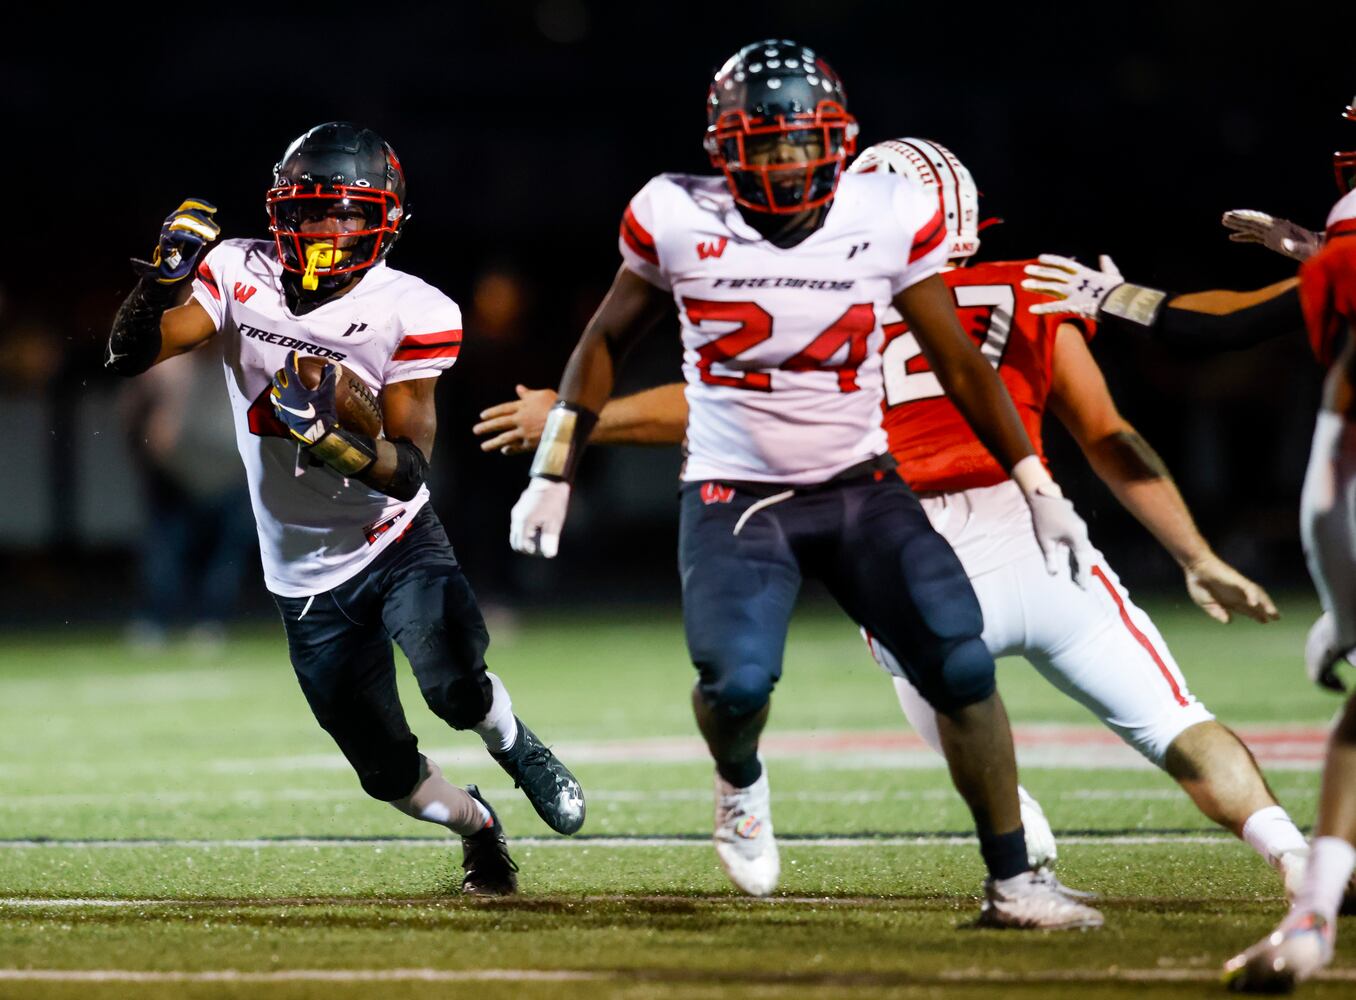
top-left (272, 506), bottom-right (494, 802)
top-left (679, 471), bottom-right (995, 717)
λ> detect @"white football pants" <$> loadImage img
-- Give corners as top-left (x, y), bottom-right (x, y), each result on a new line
top-left (867, 480), bottom-right (1213, 766)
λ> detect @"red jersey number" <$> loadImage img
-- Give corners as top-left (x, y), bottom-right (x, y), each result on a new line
top-left (683, 298), bottom-right (875, 393)
top-left (881, 284), bottom-right (1015, 406)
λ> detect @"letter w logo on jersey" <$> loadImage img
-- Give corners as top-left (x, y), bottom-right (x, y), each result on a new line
top-left (700, 482), bottom-right (735, 505)
top-left (233, 282), bottom-right (258, 304)
top-left (696, 237), bottom-right (728, 260)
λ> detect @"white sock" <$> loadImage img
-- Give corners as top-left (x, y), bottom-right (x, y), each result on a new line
top-left (1293, 836), bottom-right (1356, 922)
top-left (472, 672), bottom-right (518, 754)
top-left (388, 758), bottom-right (491, 836)
top-left (1242, 805), bottom-right (1309, 867)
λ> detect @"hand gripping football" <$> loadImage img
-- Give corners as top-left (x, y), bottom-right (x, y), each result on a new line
top-left (295, 356), bottom-right (383, 438)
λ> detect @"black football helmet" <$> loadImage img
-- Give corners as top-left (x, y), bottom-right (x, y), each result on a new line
top-left (704, 40), bottom-right (858, 214)
top-left (1336, 96), bottom-right (1356, 194)
top-left (266, 122), bottom-right (407, 293)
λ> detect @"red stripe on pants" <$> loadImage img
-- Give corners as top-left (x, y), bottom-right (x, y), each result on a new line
top-left (1091, 565), bottom-right (1188, 707)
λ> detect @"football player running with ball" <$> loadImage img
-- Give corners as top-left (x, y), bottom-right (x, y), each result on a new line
top-left (106, 122), bottom-right (584, 897)
top-left (508, 40), bottom-right (1100, 928)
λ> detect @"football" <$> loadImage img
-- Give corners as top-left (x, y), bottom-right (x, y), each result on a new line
top-left (295, 356), bottom-right (383, 438)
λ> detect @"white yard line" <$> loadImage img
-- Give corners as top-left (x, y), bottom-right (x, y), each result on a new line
top-left (5, 786), bottom-right (1281, 808)
top-left (0, 967), bottom-right (1351, 984)
top-left (0, 968), bottom-right (603, 983)
top-left (0, 833), bottom-right (1238, 852)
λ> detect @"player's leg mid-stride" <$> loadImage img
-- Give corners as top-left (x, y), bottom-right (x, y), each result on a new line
top-left (106, 123), bottom-right (585, 895)
top-left (509, 38), bottom-right (1103, 927)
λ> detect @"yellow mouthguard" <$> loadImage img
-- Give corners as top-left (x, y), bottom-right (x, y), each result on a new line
top-left (301, 243), bottom-right (349, 291)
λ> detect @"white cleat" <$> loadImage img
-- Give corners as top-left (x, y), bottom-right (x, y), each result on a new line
top-left (1223, 908), bottom-right (1334, 993)
top-left (713, 762), bottom-right (779, 897)
top-left (977, 870), bottom-right (1104, 930)
top-left (1018, 785), bottom-right (1057, 871)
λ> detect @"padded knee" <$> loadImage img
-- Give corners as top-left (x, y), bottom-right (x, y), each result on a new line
top-left (700, 662), bottom-right (775, 718)
top-left (423, 673), bottom-right (494, 731)
top-left (921, 635), bottom-right (996, 714)
top-left (352, 739), bottom-right (423, 801)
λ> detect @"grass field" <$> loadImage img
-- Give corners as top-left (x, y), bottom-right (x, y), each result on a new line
top-left (1, 594), bottom-right (1352, 998)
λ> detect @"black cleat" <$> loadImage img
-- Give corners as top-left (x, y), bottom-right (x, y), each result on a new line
top-left (460, 785), bottom-right (518, 896)
top-left (491, 717), bottom-right (586, 835)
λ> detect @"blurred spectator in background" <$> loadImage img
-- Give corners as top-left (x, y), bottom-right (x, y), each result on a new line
top-left (119, 342), bottom-right (255, 650)
top-left (440, 264), bottom-right (548, 606)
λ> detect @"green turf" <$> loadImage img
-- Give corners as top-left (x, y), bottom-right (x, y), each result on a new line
top-left (0, 594), bottom-right (1351, 998)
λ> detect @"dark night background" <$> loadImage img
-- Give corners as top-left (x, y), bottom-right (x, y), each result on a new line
top-left (0, 3), bottom-right (1348, 625)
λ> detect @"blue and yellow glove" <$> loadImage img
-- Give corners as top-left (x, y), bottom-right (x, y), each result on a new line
top-left (132, 198), bottom-right (221, 284)
top-left (270, 351), bottom-right (376, 476)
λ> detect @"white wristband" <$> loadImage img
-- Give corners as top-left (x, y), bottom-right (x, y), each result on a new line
top-left (1011, 455), bottom-right (1060, 497)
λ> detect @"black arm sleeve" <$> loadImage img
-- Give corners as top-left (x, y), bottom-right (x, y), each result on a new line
top-left (361, 437), bottom-right (429, 502)
top-left (1101, 286), bottom-right (1303, 357)
top-left (106, 275), bottom-right (177, 376)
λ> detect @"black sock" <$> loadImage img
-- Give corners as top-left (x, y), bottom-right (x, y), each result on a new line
top-left (979, 826), bottom-right (1029, 881)
top-left (715, 755), bottom-right (762, 789)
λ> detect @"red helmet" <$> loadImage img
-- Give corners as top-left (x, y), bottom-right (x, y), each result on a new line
top-left (1334, 97), bottom-right (1356, 194)
top-left (704, 40), bottom-right (858, 214)
top-left (266, 122), bottom-right (407, 293)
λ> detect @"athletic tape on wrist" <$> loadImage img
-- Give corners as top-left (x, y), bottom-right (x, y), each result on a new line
top-left (1100, 283), bottom-right (1170, 328)
top-left (310, 427), bottom-right (377, 476)
top-left (530, 401), bottom-right (599, 482)
top-left (1010, 454), bottom-right (1061, 497)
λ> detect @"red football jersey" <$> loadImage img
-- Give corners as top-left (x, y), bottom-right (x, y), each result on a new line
top-left (881, 259), bottom-right (1094, 493)
top-left (1300, 232), bottom-right (1356, 369)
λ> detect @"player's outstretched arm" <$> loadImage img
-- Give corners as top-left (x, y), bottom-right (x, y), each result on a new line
top-left (1047, 322), bottom-right (1278, 624)
top-left (1022, 254), bottom-right (1301, 355)
top-left (895, 275), bottom-right (1094, 586)
top-left (1221, 209), bottom-right (1324, 262)
top-left (107, 199), bottom-right (222, 375)
top-left (510, 266), bottom-right (672, 557)
top-left (475, 383), bottom-right (687, 454)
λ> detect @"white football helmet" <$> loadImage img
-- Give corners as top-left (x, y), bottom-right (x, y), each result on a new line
top-left (849, 137), bottom-right (980, 261)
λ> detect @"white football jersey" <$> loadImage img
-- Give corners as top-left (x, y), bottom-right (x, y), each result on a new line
top-left (190, 238), bottom-right (462, 597)
top-left (619, 171), bottom-right (948, 483)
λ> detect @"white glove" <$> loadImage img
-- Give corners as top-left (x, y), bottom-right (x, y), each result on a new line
top-left (509, 478), bottom-right (572, 558)
top-left (1026, 484), bottom-right (1094, 588)
top-left (1304, 611), bottom-right (1356, 693)
top-left (1221, 209), bottom-right (1324, 262)
top-left (1022, 254), bottom-right (1124, 318)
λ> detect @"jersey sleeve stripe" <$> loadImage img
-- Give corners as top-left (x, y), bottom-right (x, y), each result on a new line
top-left (397, 329), bottom-right (462, 349)
top-left (621, 207), bottom-right (659, 265)
top-left (393, 344), bottom-right (461, 361)
top-left (196, 261), bottom-right (221, 300)
top-left (1328, 218), bottom-right (1356, 238)
top-left (907, 207), bottom-right (946, 265)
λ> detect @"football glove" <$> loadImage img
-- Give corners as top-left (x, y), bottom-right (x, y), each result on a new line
top-left (1022, 254), bottom-right (1124, 318)
top-left (1182, 553), bottom-right (1280, 624)
top-left (509, 478), bottom-right (571, 558)
top-left (1222, 209), bottom-right (1324, 262)
top-left (270, 351), bottom-right (375, 476)
top-left (1304, 611), bottom-right (1356, 693)
top-left (132, 198), bottom-right (221, 284)
top-left (1026, 484), bottom-right (1095, 589)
